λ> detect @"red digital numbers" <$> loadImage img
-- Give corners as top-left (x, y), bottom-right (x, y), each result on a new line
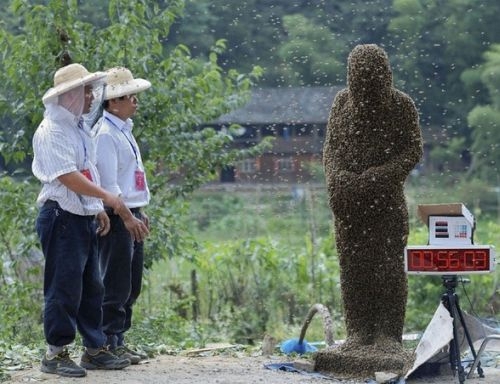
top-left (407, 248), bottom-right (490, 273)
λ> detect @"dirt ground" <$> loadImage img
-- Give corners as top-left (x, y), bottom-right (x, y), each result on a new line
top-left (5, 349), bottom-right (500, 384)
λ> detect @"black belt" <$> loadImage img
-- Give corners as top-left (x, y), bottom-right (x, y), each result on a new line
top-left (43, 200), bottom-right (94, 219)
top-left (44, 200), bottom-right (60, 209)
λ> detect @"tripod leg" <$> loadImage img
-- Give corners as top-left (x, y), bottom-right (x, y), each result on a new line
top-left (455, 297), bottom-right (484, 378)
top-left (445, 293), bottom-right (466, 384)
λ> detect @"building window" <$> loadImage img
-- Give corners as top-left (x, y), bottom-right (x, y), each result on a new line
top-left (239, 158), bottom-right (257, 173)
top-left (276, 157), bottom-right (294, 172)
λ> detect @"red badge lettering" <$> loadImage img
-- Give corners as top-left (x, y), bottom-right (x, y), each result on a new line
top-left (135, 170), bottom-right (146, 191)
top-left (81, 169), bottom-right (93, 182)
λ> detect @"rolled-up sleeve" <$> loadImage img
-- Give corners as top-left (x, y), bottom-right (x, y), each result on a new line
top-left (32, 124), bottom-right (78, 183)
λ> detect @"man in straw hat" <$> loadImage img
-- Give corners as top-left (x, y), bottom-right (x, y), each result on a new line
top-left (32, 63), bottom-right (149, 377)
top-left (94, 67), bottom-right (152, 364)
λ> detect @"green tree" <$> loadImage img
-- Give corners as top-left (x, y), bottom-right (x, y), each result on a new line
top-left (465, 44), bottom-right (500, 180)
top-left (277, 14), bottom-right (345, 86)
top-left (167, 0), bottom-right (395, 86)
top-left (0, 0), bottom-right (270, 265)
top-left (468, 106), bottom-right (500, 180)
top-left (389, 0), bottom-right (500, 171)
top-left (0, 176), bottom-right (42, 350)
top-left (167, 0), bottom-right (290, 85)
top-left (428, 137), bottom-right (468, 173)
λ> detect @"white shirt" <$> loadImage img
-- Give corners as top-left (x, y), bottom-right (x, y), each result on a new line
top-left (95, 110), bottom-right (150, 208)
top-left (32, 104), bottom-right (104, 216)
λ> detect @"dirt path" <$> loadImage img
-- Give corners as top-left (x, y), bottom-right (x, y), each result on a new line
top-left (5, 353), bottom-right (500, 384)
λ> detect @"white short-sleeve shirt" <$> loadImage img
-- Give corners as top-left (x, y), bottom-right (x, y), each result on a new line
top-left (32, 104), bottom-right (104, 216)
top-left (95, 110), bottom-right (150, 209)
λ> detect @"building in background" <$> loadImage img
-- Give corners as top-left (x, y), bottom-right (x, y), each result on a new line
top-left (211, 86), bottom-right (340, 183)
top-left (210, 86), bottom-right (433, 184)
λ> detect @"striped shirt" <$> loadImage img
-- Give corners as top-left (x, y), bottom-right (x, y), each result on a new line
top-left (95, 110), bottom-right (150, 209)
top-left (32, 104), bottom-right (104, 216)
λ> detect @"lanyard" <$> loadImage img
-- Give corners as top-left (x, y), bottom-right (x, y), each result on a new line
top-left (105, 116), bottom-right (139, 166)
top-left (77, 119), bottom-right (88, 165)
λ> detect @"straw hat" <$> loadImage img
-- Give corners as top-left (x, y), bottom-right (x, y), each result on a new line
top-left (104, 67), bottom-right (151, 100)
top-left (42, 63), bottom-right (106, 103)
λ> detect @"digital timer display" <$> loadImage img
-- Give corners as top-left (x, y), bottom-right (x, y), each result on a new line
top-left (405, 245), bottom-right (496, 275)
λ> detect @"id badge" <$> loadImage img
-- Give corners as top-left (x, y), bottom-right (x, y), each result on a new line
top-left (135, 169), bottom-right (146, 191)
top-left (81, 169), bottom-right (93, 182)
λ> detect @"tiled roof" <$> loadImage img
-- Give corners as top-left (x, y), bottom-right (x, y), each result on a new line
top-left (214, 86), bottom-right (342, 125)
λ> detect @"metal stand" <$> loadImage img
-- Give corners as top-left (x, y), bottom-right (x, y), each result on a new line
top-left (467, 334), bottom-right (500, 378)
top-left (441, 276), bottom-right (484, 384)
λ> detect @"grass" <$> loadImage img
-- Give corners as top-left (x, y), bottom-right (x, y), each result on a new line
top-left (2, 175), bottom-right (499, 381)
top-left (140, 178), bottom-right (499, 339)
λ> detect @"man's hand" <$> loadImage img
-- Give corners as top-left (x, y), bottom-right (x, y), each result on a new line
top-left (96, 211), bottom-right (111, 236)
top-left (122, 215), bottom-right (149, 242)
top-left (102, 193), bottom-right (149, 242)
top-left (141, 211), bottom-right (150, 230)
top-left (56, 173), bottom-right (149, 241)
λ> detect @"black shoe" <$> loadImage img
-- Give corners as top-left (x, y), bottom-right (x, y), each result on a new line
top-left (80, 347), bottom-right (131, 370)
top-left (124, 345), bottom-right (148, 360)
top-left (113, 346), bottom-right (141, 364)
top-left (41, 350), bottom-right (86, 377)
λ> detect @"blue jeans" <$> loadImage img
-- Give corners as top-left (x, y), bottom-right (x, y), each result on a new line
top-left (36, 200), bottom-right (106, 348)
top-left (98, 210), bottom-right (144, 348)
